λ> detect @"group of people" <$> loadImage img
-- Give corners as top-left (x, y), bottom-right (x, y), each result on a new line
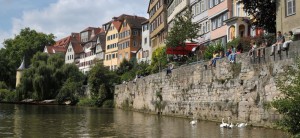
top-left (209, 43), bottom-right (243, 67)
top-left (209, 30), bottom-right (296, 67)
top-left (270, 31), bottom-right (295, 56)
top-left (247, 30), bottom-right (295, 57)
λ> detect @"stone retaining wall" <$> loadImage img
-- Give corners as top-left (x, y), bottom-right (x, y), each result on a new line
top-left (114, 41), bottom-right (300, 127)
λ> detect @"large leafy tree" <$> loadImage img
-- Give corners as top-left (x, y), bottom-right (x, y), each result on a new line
top-left (241, 0), bottom-right (276, 33)
top-left (88, 61), bottom-right (119, 100)
top-left (1, 28), bottom-right (55, 88)
top-left (166, 9), bottom-right (200, 48)
top-left (16, 52), bottom-right (84, 104)
top-left (272, 58), bottom-right (300, 136)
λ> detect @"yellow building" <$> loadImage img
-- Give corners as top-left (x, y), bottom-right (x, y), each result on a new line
top-left (117, 15), bottom-right (147, 65)
top-left (148, 0), bottom-right (168, 52)
top-left (276, 0), bottom-right (300, 35)
top-left (103, 18), bottom-right (122, 70)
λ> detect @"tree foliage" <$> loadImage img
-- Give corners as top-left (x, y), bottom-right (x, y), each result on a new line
top-left (88, 62), bottom-right (119, 99)
top-left (16, 52), bottom-right (84, 103)
top-left (147, 47), bottom-right (168, 73)
top-left (166, 9), bottom-right (201, 48)
top-left (273, 58), bottom-right (300, 136)
top-left (203, 43), bottom-right (224, 60)
top-left (0, 28), bottom-right (55, 88)
top-left (241, 0), bottom-right (276, 33)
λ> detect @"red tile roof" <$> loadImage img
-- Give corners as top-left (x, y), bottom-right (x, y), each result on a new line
top-left (45, 46), bottom-right (66, 54)
top-left (70, 37), bottom-right (83, 54)
top-left (52, 36), bottom-right (71, 47)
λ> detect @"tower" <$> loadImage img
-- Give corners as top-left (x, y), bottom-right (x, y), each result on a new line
top-left (16, 57), bottom-right (25, 87)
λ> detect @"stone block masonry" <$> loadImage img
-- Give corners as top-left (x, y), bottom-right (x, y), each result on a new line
top-left (114, 41), bottom-right (300, 127)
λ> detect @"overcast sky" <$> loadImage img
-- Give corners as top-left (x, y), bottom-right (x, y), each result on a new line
top-left (0, 0), bottom-right (149, 48)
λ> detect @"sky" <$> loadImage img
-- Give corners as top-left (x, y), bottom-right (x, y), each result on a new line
top-left (0, 0), bottom-right (149, 48)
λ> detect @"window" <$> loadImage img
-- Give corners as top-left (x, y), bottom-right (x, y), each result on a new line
top-left (125, 52), bottom-right (129, 59)
top-left (144, 38), bottom-right (147, 44)
top-left (215, 0), bottom-right (219, 5)
top-left (286, 0), bottom-right (296, 16)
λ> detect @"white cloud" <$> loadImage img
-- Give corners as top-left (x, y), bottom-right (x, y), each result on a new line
top-left (0, 29), bottom-right (11, 48)
top-left (10, 0), bottom-right (149, 40)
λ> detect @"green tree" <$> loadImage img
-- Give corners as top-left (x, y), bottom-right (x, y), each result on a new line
top-left (273, 58), bottom-right (300, 136)
top-left (241, 0), bottom-right (276, 33)
top-left (88, 62), bottom-right (119, 98)
top-left (95, 84), bottom-right (108, 107)
top-left (1, 28), bottom-right (55, 88)
top-left (166, 9), bottom-right (200, 48)
top-left (116, 59), bottom-right (134, 75)
top-left (148, 47), bottom-right (168, 73)
top-left (203, 42), bottom-right (224, 60)
top-left (16, 52), bottom-right (84, 102)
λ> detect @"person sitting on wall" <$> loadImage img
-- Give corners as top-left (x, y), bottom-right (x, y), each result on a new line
top-left (166, 63), bottom-right (174, 76)
top-left (282, 31), bottom-right (295, 51)
top-left (236, 43), bottom-right (243, 54)
top-left (228, 46), bottom-right (236, 63)
top-left (257, 39), bottom-right (268, 57)
top-left (270, 31), bottom-right (285, 56)
top-left (248, 40), bottom-right (257, 57)
top-left (225, 48), bottom-right (232, 57)
top-left (209, 51), bottom-right (221, 67)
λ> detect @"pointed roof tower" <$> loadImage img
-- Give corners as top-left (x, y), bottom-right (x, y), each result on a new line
top-left (17, 57), bottom-right (25, 71)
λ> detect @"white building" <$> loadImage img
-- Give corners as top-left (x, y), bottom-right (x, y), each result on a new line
top-left (78, 27), bottom-right (102, 74)
top-left (167, 0), bottom-right (190, 31)
top-left (190, 0), bottom-right (210, 45)
top-left (137, 20), bottom-right (151, 63)
top-left (65, 37), bottom-right (82, 64)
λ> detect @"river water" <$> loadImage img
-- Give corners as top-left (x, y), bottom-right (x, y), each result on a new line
top-left (0, 104), bottom-right (289, 138)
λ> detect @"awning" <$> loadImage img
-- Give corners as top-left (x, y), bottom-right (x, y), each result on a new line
top-left (166, 43), bottom-right (199, 55)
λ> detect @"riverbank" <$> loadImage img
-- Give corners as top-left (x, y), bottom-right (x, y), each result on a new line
top-left (0, 99), bottom-right (66, 105)
top-left (114, 41), bottom-right (300, 128)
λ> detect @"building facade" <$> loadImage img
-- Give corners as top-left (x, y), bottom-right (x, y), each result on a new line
top-left (103, 18), bottom-right (122, 70)
top-left (190, 0), bottom-right (210, 45)
top-left (78, 27), bottom-right (102, 74)
top-left (137, 20), bottom-right (151, 63)
top-left (208, 0), bottom-right (232, 45)
top-left (167, 0), bottom-right (190, 30)
top-left (276, 0), bottom-right (300, 35)
top-left (92, 32), bottom-right (106, 61)
top-left (65, 36), bottom-right (82, 64)
top-left (148, 0), bottom-right (168, 52)
top-left (117, 15), bottom-right (147, 65)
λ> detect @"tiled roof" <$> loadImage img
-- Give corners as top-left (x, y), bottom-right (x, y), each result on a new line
top-left (91, 32), bottom-right (106, 50)
top-left (46, 46), bottom-right (66, 54)
top-left (141, 19), bottom-right (149, 25)
top-left (125, 15), bottom-right (147, 29)
top-left (99, 32), bottom-right (106, 51)
top-left (52, 35), bottom-right (71, 47)
top-left (80, 27), bottom-right (99, 32)
top-left (70, 38), bottom-right (83, 54)
top-left (112, 20), bottom-right (122, 31)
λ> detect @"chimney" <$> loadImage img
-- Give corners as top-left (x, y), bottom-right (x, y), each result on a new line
top-left (112, 17), bottom-right (118, 21)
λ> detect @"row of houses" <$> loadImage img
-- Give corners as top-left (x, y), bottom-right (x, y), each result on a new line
top-left (44, 14), bottom-right (149, 74)
top-left (44, 0), bottom-right (299, 74)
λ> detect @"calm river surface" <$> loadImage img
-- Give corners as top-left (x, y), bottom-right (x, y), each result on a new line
top-left (0, 104), bottom-right (289, 138)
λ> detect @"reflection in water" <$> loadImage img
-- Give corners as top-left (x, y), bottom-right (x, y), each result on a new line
top-left (0, 104), bottom-right (289, 138)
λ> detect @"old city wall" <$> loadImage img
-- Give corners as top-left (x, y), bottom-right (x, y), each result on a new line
top-left (114, 42), bottom-right (300, 127)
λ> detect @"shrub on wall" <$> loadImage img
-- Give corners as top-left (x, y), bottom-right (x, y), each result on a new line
top-left (148, 47), bottom-right (168, 73)
top-left (203, 42), bottom-right (224, 60)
